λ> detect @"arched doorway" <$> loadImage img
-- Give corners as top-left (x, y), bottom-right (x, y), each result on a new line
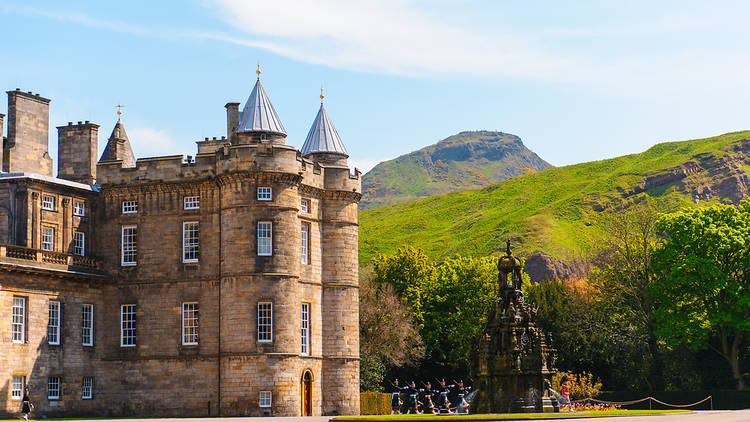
top-left (301, 370), bottom-right (313, 416)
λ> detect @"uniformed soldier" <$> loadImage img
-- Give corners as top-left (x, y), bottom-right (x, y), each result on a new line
top-left (420, 381), bottom-right (437, 414)
top-left (390, 379), bottom-right (405, 414)
top-left (436, 378), bottom-right (452, 413)
top-left (407, 381), bottom-right (420, 414)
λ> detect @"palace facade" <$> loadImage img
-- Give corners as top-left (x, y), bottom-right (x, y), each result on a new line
top-left (0, 75), bottom-right (361, 417)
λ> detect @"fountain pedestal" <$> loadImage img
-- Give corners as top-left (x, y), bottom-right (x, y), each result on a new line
top-left (471, 241), bottom-right (557, 413)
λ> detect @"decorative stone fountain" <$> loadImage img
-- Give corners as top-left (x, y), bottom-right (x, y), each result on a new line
top-left (470, 241), bottom-right (557, 413)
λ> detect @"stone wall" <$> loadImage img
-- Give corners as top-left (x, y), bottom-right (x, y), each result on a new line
top-left (57, 122), bottom-right (99, 185)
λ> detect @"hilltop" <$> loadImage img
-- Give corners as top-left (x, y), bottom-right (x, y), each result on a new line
top-left (360, 131), bottom-right (552, 210)
top-left (359, 131), bottom-right (750, 280)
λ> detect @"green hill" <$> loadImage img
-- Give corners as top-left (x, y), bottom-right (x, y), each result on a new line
top-left (361, 131), bottom-right (552, 210)
top-left (359, 131), bottom-right (750, 274)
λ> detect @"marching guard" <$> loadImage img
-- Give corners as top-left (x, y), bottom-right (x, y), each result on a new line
top-left (435, 379), bottom-right (453, 413)
top-left (406, 381), bottom-right (420, 414)
top-left (420, 381), bottom-right (437, 414)
top-left (390, 379), bottom-right (406, 414)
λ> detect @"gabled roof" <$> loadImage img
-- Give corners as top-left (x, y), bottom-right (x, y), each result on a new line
top-left (300, 103), bottom-right (348, 156)
top-left (236, 79), bottom-right (287, 136)
top-left (99, 120), bottom-right (136, 168)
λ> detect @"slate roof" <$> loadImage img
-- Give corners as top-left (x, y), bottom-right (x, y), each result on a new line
top-left (236, 79), bottom-right (287, 136)
top-left (300, 103), bottom-right (348, 156)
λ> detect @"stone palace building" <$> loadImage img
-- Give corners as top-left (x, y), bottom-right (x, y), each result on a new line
top-left (0, 72), bottom-right (361, 417)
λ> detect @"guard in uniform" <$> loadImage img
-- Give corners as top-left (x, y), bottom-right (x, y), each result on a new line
top-left (420, 381), bottom-right (437, 414)
top-left (407, 381), bottom-right (420, 414)
top-left (436, 379), bottom-right (452, 413)
top-left (391, 379), bottom-right (405, 414)
top-left (455, 380), bottom-right (472, 414)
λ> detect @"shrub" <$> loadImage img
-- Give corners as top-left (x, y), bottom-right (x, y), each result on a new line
top-left (551, 371), bottom-right (603, 400)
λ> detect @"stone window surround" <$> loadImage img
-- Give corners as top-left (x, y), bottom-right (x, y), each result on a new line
top-left (11, 375), bottom-right (25, 400)
top-left (81, 377), bottom-right (93, 399)
top-left (48, 300), bottom-right (61, 346)
top-left (48, 376), bottom-right (61, 400)
top-left (184, 196), bottom-right (200, 210)
top-left (122, 200), bottom-right (138, 214)
top-left (41, 225), bottom-right (56, 251)
top-left (301, 223), bottom-right (310, 265)
top-left (74, 231), bottom-right (85, 257)
top-left (257, 221), bottom-right (273, 256)
top-left (42, 194), bottom-right (56, 211)
top-left (182, 221), bottom-right (200, 263)
top-left (182, 302), bottom-right (199, 346)
top-left (259, 390), bottom-right (272, 408)
top-left (300, 198), bottom-right (310, 213)
top-left (81, 304), bottom-right (94, 346)
top-left (120, 304), bottom-right (136, 347)
top-left (257, 187), bottom-right (272, 201)
top-left (121, 225), bottom-right (137, 266)
top-left (301, 302), bottom-right (310, 355)
top-left (258, 302), bottom-right (273, 342)
top-left (73, 200), bottom-right (86, 216)
top-left (12, 296), bottom-right (26, 343)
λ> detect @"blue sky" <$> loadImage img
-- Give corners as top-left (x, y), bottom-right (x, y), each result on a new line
top-left (1, 1), bottom-right (750, 173)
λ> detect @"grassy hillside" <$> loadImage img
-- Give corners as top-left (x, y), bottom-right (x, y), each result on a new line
top-left (359, 131), bottom-right (750, 264)
top-left (361, 131), bottom-right (552, 210)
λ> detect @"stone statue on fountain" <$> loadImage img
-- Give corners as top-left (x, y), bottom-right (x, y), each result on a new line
top-left (470, 240), bottom-right (558, 413)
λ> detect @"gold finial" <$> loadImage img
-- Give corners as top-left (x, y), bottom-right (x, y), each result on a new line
top-left (320, 85), bottom-right (325, 102)
top-left (116, 103), bottom-right (124, 121)
top-left (256, 61), bottom-right (261, 78)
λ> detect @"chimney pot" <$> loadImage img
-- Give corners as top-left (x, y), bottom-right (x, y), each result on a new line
top-left (84, 120), bottom-right (90, 124)
top-left (212, 136), bottom-right (217, 140)
top-left (204, 137), bottom-right (209, 141)
top-left (78, 121), bottom-right (82, 125)
top-left (68, 122), bottom-right (73, 126)
top-left (27, 91), bottom-right (32, 94)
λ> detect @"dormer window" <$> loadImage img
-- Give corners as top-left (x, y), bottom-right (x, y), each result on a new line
top-left (42, 194), bottom-right (56, 211)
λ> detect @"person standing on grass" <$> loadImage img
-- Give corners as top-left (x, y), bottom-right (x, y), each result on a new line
top-left (21, 387), bottom-right (33, 421)
top-left (560, 376), bottom-right (575, 412)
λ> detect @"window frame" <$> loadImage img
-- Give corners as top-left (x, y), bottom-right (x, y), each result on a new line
top-left (121, 225), bottom-right (137, 266)
top-left (257, 221), bottom-right (273, 256)
top-left (120, 304), bottom-right (136, 347)
top-left (42, 194), bottom-right (56, 211)
top-left (74, 231), bottom-right (85, 256)
top-left (301, 302), bottom-right (310, 356)
top-left (301, 223), bottom-right (310, 265)
top-left (48, 376), bottom-right (61, 400)
top-left (122, 200), bottom-right (138, 214)
top-left (259, 390), bottom-right (272, 408)
top-left (11, 375), bottom-right (25, 400)
top-left (182, 221), bottom-right (200, 263)
top-left (48, 300), bottom-right (61, 345)
top-left (300, 198), bottom-right (309, 213)
top-left (257, 302), bottom-right (273, 343)
top-left (81, 304), bottom-right (94, 346)
top-left (12, 296), bottom-right (26, 343)
top-left (73, 200), bottom-right (86, 216)
top-left (182, 302), bottom-right (199, 346)
top-left (183, 196), bottom-right (200, 210)
top-left (41, 225), bottom-right (55, 251)
top-left (81, 377), bottom-right (93, 400)
top-left (257, 187), bottom-right (272, 201)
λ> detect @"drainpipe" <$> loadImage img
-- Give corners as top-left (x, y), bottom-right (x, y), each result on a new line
top-left (217, 181), bottom-right (223, 416)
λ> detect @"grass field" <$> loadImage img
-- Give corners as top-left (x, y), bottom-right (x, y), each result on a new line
top-left (359, 131), bottom-right (750, 264)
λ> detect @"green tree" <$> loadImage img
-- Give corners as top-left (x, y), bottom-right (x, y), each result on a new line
top-left (591, 202), bottom-right (664, 389)
top-left (650, 202), bottom-right (750, 390)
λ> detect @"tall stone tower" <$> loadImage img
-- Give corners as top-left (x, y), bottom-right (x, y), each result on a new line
top-left (301, 92), bottom-right (360, 415)
top-left (57, 121), bottom-right (99, 184)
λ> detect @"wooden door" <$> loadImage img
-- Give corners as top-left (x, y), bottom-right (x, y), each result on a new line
top-left (302, 371), bottom-right (312, 416)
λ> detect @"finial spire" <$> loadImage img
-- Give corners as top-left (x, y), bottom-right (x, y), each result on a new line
top-left (116, 103), bottom-right (124, 121)
top-left (256, 61), bottom-right (261, 79)
top-left (320, 85), bottom-right (325, 103)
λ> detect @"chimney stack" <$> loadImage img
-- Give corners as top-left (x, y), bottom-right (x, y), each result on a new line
top-left (5, 90), bottom-right (52, 175)
top-left (225, 102), bottom-right (240, 143)
top-left (0, 112), bottom-right (5, 170)
top-left (57, 121), bottom-right (99, 184)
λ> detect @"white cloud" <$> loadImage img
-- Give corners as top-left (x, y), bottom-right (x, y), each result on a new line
top-left (349, 157), bottom-right (388, 174)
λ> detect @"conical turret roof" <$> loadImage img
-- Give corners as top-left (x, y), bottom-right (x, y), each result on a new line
top-left (300, 103), bottom-right (348, 156)
top-left (236, 79), bottom-right (287, 136)
top-left (99, 119), bottom-right (136, 168)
